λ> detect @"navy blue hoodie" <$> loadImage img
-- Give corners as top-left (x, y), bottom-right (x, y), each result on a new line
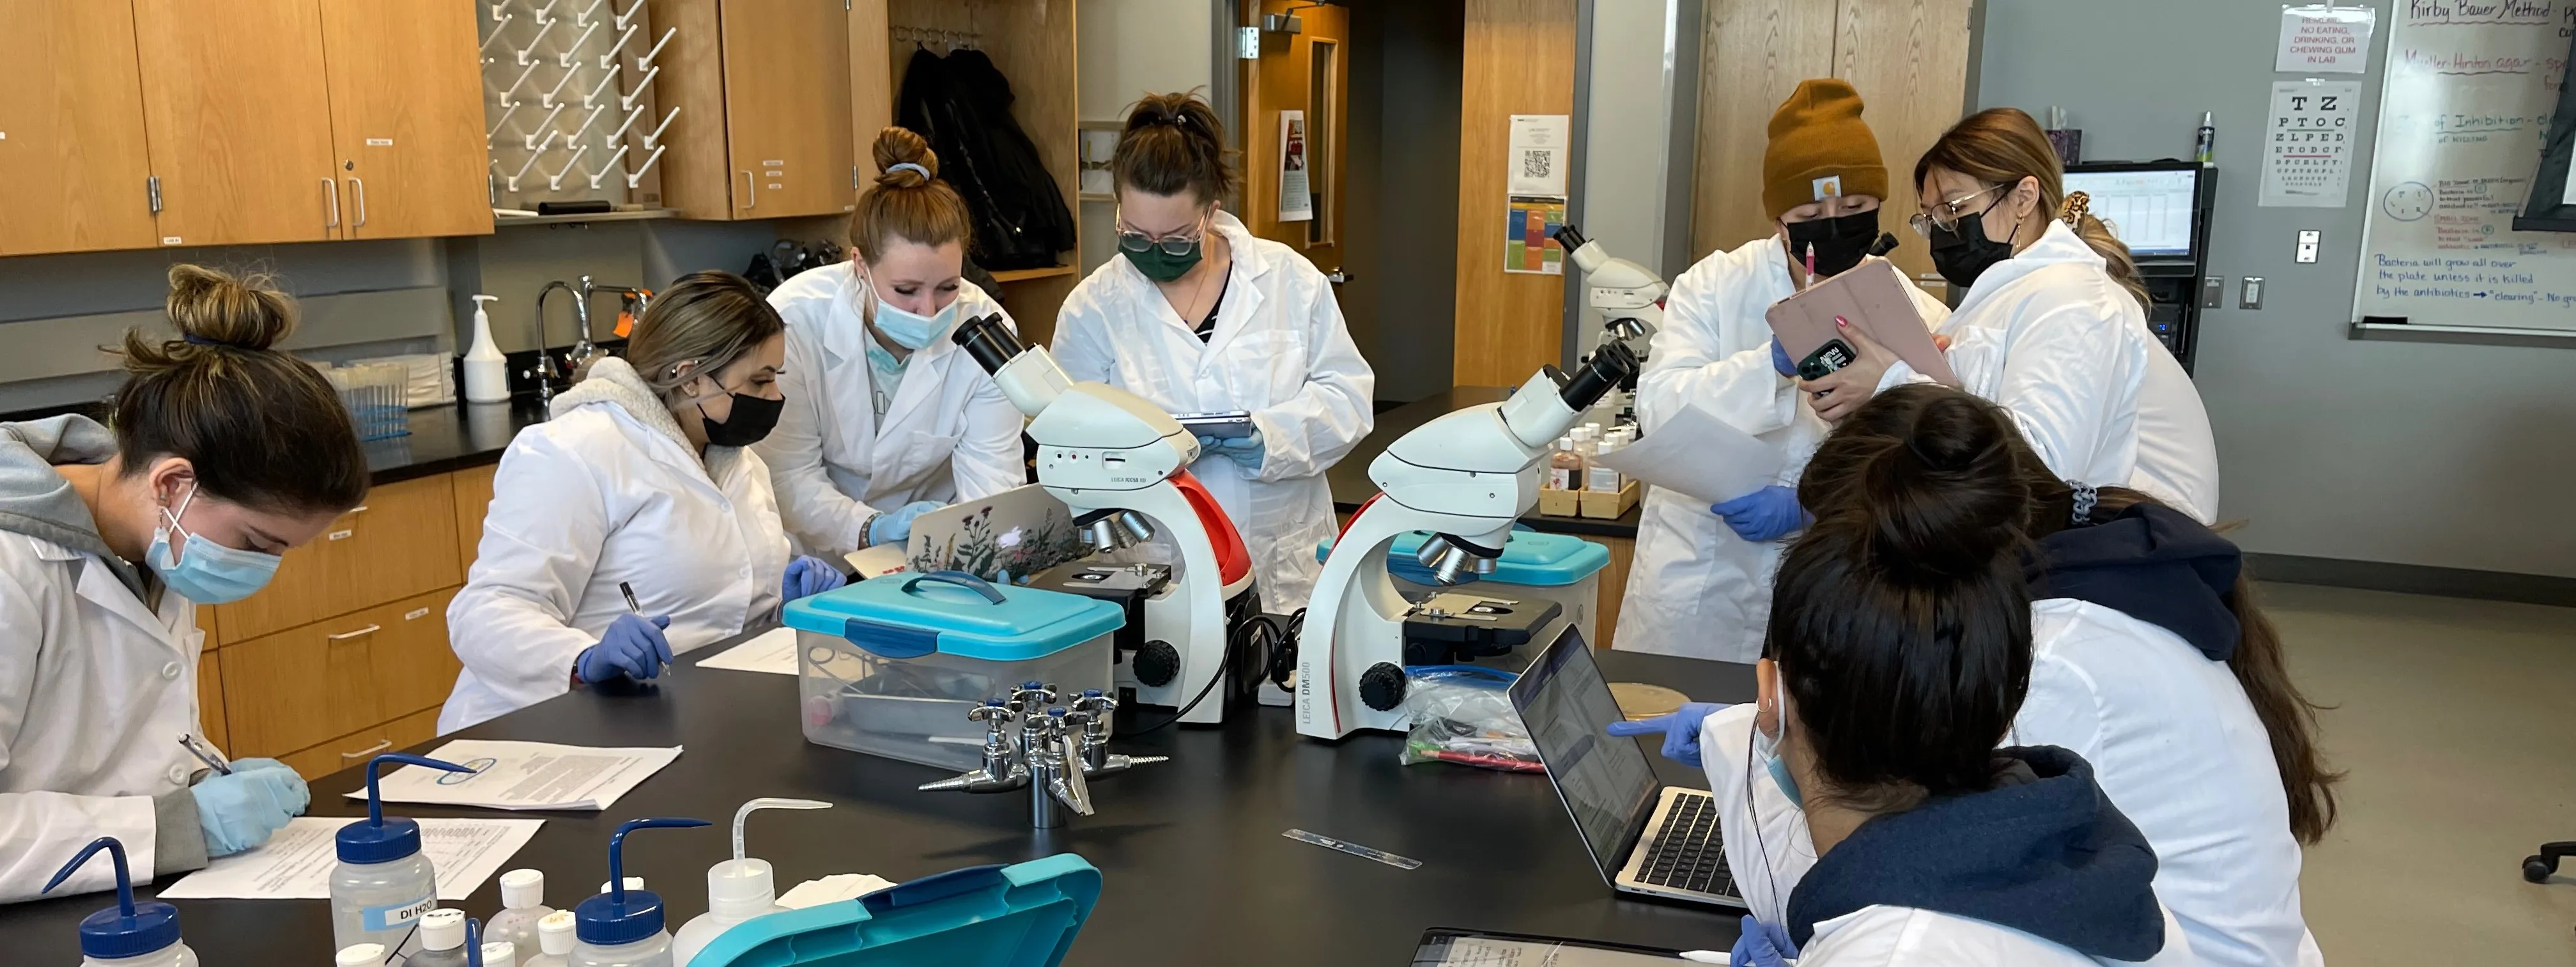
top-left (1785, 746), bottom-right (2166, 961)
top-left (2031, 502), bottom-right (2242, 661)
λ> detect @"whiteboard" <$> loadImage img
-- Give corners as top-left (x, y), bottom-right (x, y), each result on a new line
top-left (2353, 5), bottom-right (2576, 329)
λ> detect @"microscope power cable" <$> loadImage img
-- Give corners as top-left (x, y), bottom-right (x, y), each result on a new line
top-left (1125, 608), bottom-right (1305, 736)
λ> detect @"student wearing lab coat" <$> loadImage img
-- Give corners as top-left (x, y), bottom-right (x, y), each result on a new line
top-left (0, 267), bottom-right (370, 902)
top-left (1801, 107), bottom-right (2218, 522)
top-left (1053, 93), bottom-right (1375, 611)
top-left (755, 127), bottom-right (1027, 559)
top-left (1624, 387), bottom-right (2334, 967)
top-left (443, 272), bottom-right (845, 733)
top-left (1617, 79), bottom-right (1950, 661)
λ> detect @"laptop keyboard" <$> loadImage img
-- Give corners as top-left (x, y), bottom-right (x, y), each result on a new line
top-left (1637, 791), bottom-right (1735, 896)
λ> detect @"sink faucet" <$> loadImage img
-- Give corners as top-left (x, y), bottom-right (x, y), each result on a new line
top-left (532, 280), bottom-right (582, 405)
top-left (571, 279), bottom-right (652, 378)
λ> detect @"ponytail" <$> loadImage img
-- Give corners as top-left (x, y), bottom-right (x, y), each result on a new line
top-left (1111, 90), bottom-right (1234, 204)
top-left (2059, 191), bottom-right (2150, 310)
top-left (1917, 108), bottom-right (2149, 310)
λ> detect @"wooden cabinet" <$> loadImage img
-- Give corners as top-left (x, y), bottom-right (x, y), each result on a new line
top-left (651, 0), bottom-right (857, 219)
top-left (318, 0), bottom-right (493, 239)
top-left (224, 587), bottom-right (459, 760)
top-left (451, 463), bottom-right (498, 574)
top-left (214, 475), bottom-right (462, 644)
top-left (0, 0), bottom-right (160, 255)
top-left (131, 0), bottom-right (341, 247)
top-left (279, 707), bottom-right (441, 781)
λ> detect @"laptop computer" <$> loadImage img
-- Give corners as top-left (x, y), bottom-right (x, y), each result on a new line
top-left (1511, 627), bottom-right (1743, 907)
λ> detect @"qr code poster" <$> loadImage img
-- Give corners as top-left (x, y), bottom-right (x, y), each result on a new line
top-left (1508, 114), bottom-right (1570, 196)
top-left (2260, 80), bottom-right (2362, 208)
top-left (1506, 195), bottom-right (1566, 275)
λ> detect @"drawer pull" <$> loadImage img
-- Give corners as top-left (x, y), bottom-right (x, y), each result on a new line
top-left (341, 739), bottom-right (394, 759)
top-left (327, 624), bottom-right (382, 642)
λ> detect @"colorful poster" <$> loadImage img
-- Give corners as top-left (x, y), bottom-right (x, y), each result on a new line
top-left (1278, 111), bottom-right (1313, 222)
top-left (1505, 195), bottom-right (1566, 275)
top-left (2276, 5), bottom-right (2376, 73)
top-left (2258, 80), bottom-right (2363, 207)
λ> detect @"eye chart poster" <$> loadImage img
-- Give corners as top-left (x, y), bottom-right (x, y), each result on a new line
top-left (2260, 79), bottom-right (2364, 207)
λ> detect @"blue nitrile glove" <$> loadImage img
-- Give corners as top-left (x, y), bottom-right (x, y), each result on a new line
top-left (868, 500), bottom-right (944, 547)
top-left (1216, 429), bottom-right (1266, 472)
top-left (1711, 486), bottom-right (1810, 543)
top-left (578, 614), bottom-right (674, 683)
top-left (783, 555), bottom-right (847, 601)
top-left (1603, 702), bottom-right (1729, 768)
top-left (1770, 339), bottom-right (1794, 378)
top-left (1193, 435), bottom-right (1226, 454)
top-left (1731, 915), bottom-right (1797, 966)
top-left (192, 758), bottom-right (309, 856)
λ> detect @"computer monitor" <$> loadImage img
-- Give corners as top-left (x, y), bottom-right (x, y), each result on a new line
top-left (2063, 166), bottom-right (2202, 258)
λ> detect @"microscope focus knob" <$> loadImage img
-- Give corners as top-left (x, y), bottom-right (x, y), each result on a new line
top-left (1134, 640), bottom-right (1180, 687)
top-left (1358, 663), bottom-right (1407, 712)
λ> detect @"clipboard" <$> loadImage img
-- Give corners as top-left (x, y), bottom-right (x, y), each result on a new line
top-left (1764, 257), bottom-right (1958, 387)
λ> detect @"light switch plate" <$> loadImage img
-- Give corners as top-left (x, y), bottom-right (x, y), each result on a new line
top-left (2201, 275), bottom-right (2225, 308)
top-left (2296, 230), bottom-right (2320, 264)
top-left (2240, 276), bottom-right (2265, 309)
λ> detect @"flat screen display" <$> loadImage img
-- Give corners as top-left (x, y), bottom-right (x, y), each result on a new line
top-left (2063, 168), bottom-right (2200, 257)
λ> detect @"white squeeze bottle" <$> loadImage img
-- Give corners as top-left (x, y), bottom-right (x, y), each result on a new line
top-left (42, 837), bottom-right (199, 967)
top-left (406, 909), bottom-right (473, 967)
top-left (671, 798), bottom-right (833, 966)
top-left (465, 293), bottom-right (509, 403)
top-left (487, 869), bottom-right (555, 957)
top-left (334, 754), bottom-right (477, 957)
top-left (335, 944), bottom-right (385, 967)
top-left (482, 941), bottom-right (519, 967)
top-left (571, 818), bottom-right (713, 967)
top-left (525, 910), bottom-right (578, 967)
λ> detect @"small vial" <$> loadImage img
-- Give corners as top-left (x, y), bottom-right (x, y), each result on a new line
top-left (335, 944), bottom-right (385, 966)
top-left (1548, 436), bottom-right (1581, 490)
top-left (404, 909), bottom-right (471, 967)
top-left (482, 941), bottom-right (519, 967)
top-left (523, 910), bottom-right (576, 967)
top-left (486, 869), bottom-right (554, 958)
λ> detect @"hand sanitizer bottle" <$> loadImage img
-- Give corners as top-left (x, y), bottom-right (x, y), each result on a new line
top-left (670, 798), bottom-right (831, 966)
top-left (571, 818), bottom-right (712, 967)
top-left (464, 294), bottom-right (510, 403)
top-left (43, 837), bottom-right (199, 966)
top-left (332, 754), bottom-right (478, 956)
top-left (486, 869), bottom-right (554, 957)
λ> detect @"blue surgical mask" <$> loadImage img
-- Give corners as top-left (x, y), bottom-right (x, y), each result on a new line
top-left (863, 272), bottom-right (959, 350)
top-left (1751, 694), bottom-right (1804, 808)
top-left (147, 483), bottom-right (283, 605)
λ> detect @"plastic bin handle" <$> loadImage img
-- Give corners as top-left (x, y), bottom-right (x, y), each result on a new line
top-left (900, 570), bottom-right (1007, 605)
top-left (861, 863), bottom-right (1008, 914)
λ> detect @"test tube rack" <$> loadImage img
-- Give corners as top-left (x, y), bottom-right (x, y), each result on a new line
top-left (478, 0), bottom-right (674, 212)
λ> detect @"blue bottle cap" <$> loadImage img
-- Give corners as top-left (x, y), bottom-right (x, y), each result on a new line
top-left (45, 838), bottom-right (180, 959)
top-left (574, 817), bottom-right (710, 946)
top-left (338, 754), bottom-right (478, 864)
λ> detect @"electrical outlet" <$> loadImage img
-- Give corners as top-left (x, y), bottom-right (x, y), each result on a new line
top-left (2201, 275), bottom-right (2225, 309)
top-left (2296, 230), bottom-right (2320, 264)
top-left (2240, 276), bottom-right (2265, 309)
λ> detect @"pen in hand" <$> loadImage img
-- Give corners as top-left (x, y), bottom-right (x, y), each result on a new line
top-left (621, 581), bottom-right (642, 614)
top-left (178, 733), bottom-right (233, 776)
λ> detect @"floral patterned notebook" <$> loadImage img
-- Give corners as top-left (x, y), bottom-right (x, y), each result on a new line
top-left (905, 484), bottom-right (1090, 584)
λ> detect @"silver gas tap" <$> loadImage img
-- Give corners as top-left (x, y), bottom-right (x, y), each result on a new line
top-left (917, 684), bottom-right (1157, 829)
top-left (1070, 689), bottom-right (1165, 777)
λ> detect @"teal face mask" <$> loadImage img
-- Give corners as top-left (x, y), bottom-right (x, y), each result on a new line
top-left (863, 272), bottom-right (959, 350)
top-left (148, 483), bottom-right (283, 605)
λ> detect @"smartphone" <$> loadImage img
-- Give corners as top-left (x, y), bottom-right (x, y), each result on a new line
top-left (1175, 411), bottom-right (1256, 439)
top-left (1796, 339), bottom-right (1856, 381)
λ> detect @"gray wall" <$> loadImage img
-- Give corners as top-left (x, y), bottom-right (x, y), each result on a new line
top-left (1343, 0), bottom-right (1463, 404)
top-left (1978, 0), bottom-right (2575, 580)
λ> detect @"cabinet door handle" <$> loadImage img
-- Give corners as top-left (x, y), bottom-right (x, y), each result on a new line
top-left (341, 739), bottom-right (394, 759)
top-left (322, 179), bottom-right (341, 229)
top-left (327, 624), bottom-right (382, 642)
top-left (349, 177), bottom-right (367, 228)
top-left (345, 505), bottom-right (369, 517)
top-left (740, 170), bottom-right (756, 209)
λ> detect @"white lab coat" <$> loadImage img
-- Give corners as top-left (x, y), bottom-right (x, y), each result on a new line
top-left (1616, 238), bottom-right (1949, 660)
top-left (1798, 904), bottom-right (2200, 967)
top-left (0, 534), bottom-right (208, 902)
top-left (1924, 221), bottom-right (2218, 522)
top-left (1699, 598), bottom-right (2315, 967)
top-left (442, 359), bottom-right (789, 733)
top-left (756, 266), bottom-right (1028, 557)
top-left (1053, 212), bottom-right (1375, 611)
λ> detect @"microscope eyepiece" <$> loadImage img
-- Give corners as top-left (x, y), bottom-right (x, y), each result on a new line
top-left (952, 313), bottom-right (1025, 375)
top-left (1557, 339), bottom-right (1639, 411)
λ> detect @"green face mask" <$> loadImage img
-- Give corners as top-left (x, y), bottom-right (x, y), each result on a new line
top-left (1122, 240), bottom-right (1202, 283)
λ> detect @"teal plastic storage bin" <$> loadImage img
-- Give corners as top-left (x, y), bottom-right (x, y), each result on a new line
top-left (693, 854), bottom-right (1100, 967)
top-left (787, 572), bottom-right (1123, 771)
top-left (1318, 530), bottom-right (1612, 646)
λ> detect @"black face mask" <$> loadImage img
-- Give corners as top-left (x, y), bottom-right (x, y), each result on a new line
top-left (1782, 208), bottom-right (1882, 279)
top-left (700, 392), bottom-right (784, 447)
top-left (1927, 196), bottom-right (2019, 291)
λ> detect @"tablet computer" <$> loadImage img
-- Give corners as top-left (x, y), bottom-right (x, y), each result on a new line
top-left (1763, 257), bottom-right (1957, 387)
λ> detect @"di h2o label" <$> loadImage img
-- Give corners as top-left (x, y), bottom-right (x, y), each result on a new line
top-left (364, 894), bottom-right (436, 932)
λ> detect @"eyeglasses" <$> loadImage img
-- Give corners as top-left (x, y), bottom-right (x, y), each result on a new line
top-left (1115, 212), bottom-right (1208, 256)
top-left (1907, 185), bottom-right (2004, 237)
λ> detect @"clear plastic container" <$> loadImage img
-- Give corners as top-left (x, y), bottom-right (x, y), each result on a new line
top-left (486, 869), bottom-right (554, 957)
top-left (404, 909), bottom-right (470, 967)
top-left (334, 943), bottom-right (384, 966)
top-left (81, 947), bottom-right (199, 966)
top-left (571, 935), bottom-right (672, 967)
top-left (330, 851), bottom-right (436, 955)
top-left (44, 839), bottom-right (197, 967)
top-left (571, 819), bottom-right (706, 967)
top-left (788, 574), bottom-right (1122, 772)
top-left (482, 941), bottom-right (520, 967)
top-left (525, 910), bottom-right (577, 967)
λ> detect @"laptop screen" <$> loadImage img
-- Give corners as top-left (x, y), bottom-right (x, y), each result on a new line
top-left (1511, 627), bottom-right (1660, 882)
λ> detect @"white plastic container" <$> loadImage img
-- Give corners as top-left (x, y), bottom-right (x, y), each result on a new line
top-left (486, 869), bottom-right (555, 957)
top-left (670, 798), bottom-right (831, 966)
top-left (405, 909), bottom-right (471, 967)
top-left (571, 819), bottom-right (710, 967)
top-left (335, 944), bottom-right (385, 966)
top-left (786, 573), bottom-right (1123, 771)
top-left (43, 838), bottom-right (199, 967)
top-left (482, 941), bottom-right (520, 967)
top-left (525, 910), bottom-right (578, 967)
top-left (464, 294), bottom-right (509, 403)
top-left (334, 754), bottom-right (477, 956)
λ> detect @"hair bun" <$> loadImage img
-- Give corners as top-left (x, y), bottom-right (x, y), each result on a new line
top-left (870, 126), bottom-right (940, 189)
top-left (1835, 391), bottom-right (2030, 582)
top-left (159, 264), bottom-right (296, 353)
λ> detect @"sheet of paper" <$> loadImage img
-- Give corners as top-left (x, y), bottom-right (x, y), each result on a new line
top-left (1588, 402), bottom-right (1782, 506)
top-left (346, 740), bottom-right (681, 811)
top-left (157, 817), bottom-right (543, 900)
top-left (2277, 4), bottom-right (2374, 73)
top-left (1278, 110), bottom-right (1313, 222)
top-left (697, 626), bottom-right (801, 676)
top-left (776, 873), bottom-right (899, 909)
top-left (2258, 80), bottom-right (2363, 208)
top-left (1507, 114), bottom-right (1570, 196)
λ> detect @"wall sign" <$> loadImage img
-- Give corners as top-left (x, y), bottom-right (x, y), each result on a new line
top-left (2259, 79), bottom-right (2363, 207)
top-left (2277, 4), bottom-right (2375, 73)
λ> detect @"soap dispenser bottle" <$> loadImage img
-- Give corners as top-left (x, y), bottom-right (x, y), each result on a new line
top-left (44, 837), bottom-right (198, 966)
top-left (571, 817), bottom-right (712, 967)
top-left (669, 798), bottom-right (831, 966)
top-left (464, 294), bottom-right (509, 403)
top-left (332, 754), bottom-right (479, 956)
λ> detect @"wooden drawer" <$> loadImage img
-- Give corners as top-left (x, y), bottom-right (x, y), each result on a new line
top-left (215, 475), bottom-right (461, 642)
top-left (278, 706), bottom-right (443, 782)
top-left (198, 648), bottom-right (227, 751)
top-left (450, 463), bottom-right (497, 573)
top-left (222, 587), bottom-right (458, 757)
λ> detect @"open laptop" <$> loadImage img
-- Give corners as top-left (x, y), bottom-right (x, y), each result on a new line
top-left (1511, 627), bottom-right (1743, 907)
